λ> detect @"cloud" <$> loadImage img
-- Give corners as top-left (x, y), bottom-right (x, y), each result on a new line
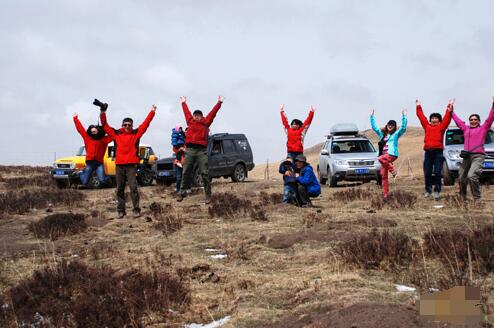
top-left (141, 64), bottom-right (190, 94)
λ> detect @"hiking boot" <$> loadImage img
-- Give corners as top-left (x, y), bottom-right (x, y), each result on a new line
top-left (133, 209), bottom-right (141, 218)
top-left (176, 194), bottom-right (185, 202)
top-left (391, 171), bottom-right (397, 178)
top-left (424, 191), bottom-right (431, 198)
top-left (117, 211), bottom-right (125, 219)
top-left (433, 192), bottom-right (440, 201)
top-left (205, 195), bottom-right (211, 204)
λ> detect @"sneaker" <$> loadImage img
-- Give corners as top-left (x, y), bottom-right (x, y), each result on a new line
top-left (391, 171), bottom-right (397, 178)
top-left (433, 192), bottom-right (440, 201)
top-left (176, 162), bottom-right (183, 168)
top-left (133, 210), bottom-right (141, 218)
top-left (424, 191), bottom-right (431, 198)
top-left (117, 212), bottom-right (125, 219)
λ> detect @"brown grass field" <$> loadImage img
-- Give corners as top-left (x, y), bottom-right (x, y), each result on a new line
top-left (0, 127), bottom-right (493, 327)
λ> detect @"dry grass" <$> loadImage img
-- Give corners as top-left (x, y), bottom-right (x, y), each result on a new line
top-left (29, 213), bottom-right (88, 240)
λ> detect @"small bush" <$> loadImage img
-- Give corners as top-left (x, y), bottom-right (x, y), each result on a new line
top-left (208, 193), bottom-right (253, 219)
top-left (29, 213), bottom-right (88, 240)
top-left (3, 174), bottom-right (54, 189)
top-left (249, 205), bottom-right (268, 221)
top-left (337, 229), bottom-right (419, 270)
top-left (149, 202), bottom-right (182, 236)
top-left (332, 188), bottom-right (371, 202)
top-left (0, 165), bottom-right (51, 176)
top-left (442, 194), bottom-right (471, 210)
top-left (0, 188), bottom-right (85, 214)
top-left (258, 191), bottom-right (282, 205)
top-left (0, 260), bottom-right (190, 328)
top-left (370, 190), bottom-right (417, 210)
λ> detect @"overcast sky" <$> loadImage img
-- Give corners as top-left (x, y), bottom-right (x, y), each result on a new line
top-left (1, 0), bottom-right (493, 165)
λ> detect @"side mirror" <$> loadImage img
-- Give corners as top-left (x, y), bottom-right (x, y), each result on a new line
top-left (321, 149), bottom-right (329, 156)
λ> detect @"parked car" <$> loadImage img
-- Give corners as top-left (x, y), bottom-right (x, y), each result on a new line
top-left (153, 133), bottom-right (255, 186)
top-left (51, 143), bottom-right (158, 188)
top-left (442, 128), bottom-right (494, 185)
top-left (317, 123), bottom-right (381, 187)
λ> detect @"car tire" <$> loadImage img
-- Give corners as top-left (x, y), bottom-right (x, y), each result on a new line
top-left (137, 168), bottom-right (154, 186)
top-left (442, 161), bottom-right (455, 186)
top-left (89, 173), bottom-right (102, 189)
top-left (193, 170), bottom-right (204, 187)
top-left (317, 166), bottom-right (327, 185)
top-left (231, 164), bottom-right (246, 182)
top-left (328, 166), bottom-right (337, 187)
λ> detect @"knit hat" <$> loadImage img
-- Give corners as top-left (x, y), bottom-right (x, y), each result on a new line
top-left (175, 124), bottom-right (182, 131)
top-left (295, 154), bottom-right (307, 163)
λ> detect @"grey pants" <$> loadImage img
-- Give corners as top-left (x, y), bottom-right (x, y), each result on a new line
top-left (458, 154), bottom-right (485, 199)
top-left (180, 147), bottom-right (211, 197)
top-left (116, 164), bottom-right (140, 213)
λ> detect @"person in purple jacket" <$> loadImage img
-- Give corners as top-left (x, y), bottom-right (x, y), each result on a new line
top-left (450, 97), bottom-right (494, 201)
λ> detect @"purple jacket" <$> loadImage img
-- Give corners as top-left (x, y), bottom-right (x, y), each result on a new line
top-left (451, 104), bottom-right (494, 154)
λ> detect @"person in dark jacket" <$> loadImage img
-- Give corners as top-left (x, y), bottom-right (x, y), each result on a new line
top-left (72, 111), bottom-right (113, 187)
top-left (294, 154), bottom-right (321, 207)
top-left (416, 99), bottom-right (453, 200)
top-left (101, 105), bottom-right (156, 218)
top-left (278, 157), bottom-right (297, 204)
top-left (177, 95), bottom-right (223, 204)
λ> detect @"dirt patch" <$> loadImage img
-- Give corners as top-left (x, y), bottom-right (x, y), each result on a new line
top-left (265, 303), bottom-right (483, 328)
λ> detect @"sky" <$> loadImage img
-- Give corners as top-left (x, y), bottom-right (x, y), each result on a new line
top-left (1, 0), bottom-right (493, 165)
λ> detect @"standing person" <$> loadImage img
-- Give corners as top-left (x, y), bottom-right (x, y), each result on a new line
top-left (370, 109), bottom-right (408, 198)
top-left (72, 110), bottom-right (114, 187)
top-left (416, 99), bottom-right (453, 200)
top-left (278, 157), bottom-right (298, 204)
top-left (171, 125), bottom-right (186, 193)
top-left (451, 97), bottom-right (494, 202)
top-left (177, 95), bottom-right (224, 204)
top-left (280, 104), bottom-right (315, 159)
top-left (294, 154), bottom-right (321, 207)
top-left (101, 105), bottom-right (156, 218)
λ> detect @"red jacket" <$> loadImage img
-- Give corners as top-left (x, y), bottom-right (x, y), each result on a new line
top-left (416, 104), bottom-right (452, 150)
top-left (281, 110), bottom-right (314, 153)
top-left (182, 101), bottom-right (222, 147)
top-left (101, 111), bottom-right (155, 165)
top-left (73, 116), bottom-right (113, 163)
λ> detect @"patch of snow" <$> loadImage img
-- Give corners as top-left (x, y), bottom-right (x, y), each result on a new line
top-left (185, 316), bottom-right (231, 328)
top-left (432, 205), bottom-right (444, 209)
top-left (429, 288), bottom-right (439, 292)
top-left (205, 248), bottom-right (220, 253)
top-left (210, 254), bottom-right (228, 259)
top-left (395, 284), bottom-right (416, 292)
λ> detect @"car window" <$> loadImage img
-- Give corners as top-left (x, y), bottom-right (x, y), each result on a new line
top-left (331, 140), bottom-right (375, 153)
top-left (222, 140), bottom-right (236, 154)
top-left (211, 140), bottom-right (222, 155)
top-left (236, 139), bottom-right (251, 152)
top-left (76, 146), bottom-right (86, 156)
top-left (108, 146), bottom-right (115, 158)
top-left (446, 129), bottom-right (493, 145)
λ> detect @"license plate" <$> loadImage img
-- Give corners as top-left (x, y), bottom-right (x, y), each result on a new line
top-left (355, 168), bottom-right (369, 174)
top-left (483, 162), bottom-right (494, 169)
top-left (55, 170), bottom-right (67, 175)
top-left (158, 171), bottom-right (171, 177)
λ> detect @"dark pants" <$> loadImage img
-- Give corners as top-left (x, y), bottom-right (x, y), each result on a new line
top-left (287, 152), bottom-right (302, 160)
top-left (116, 164), bottom-right (140, 213)
top-left (180, 147), bottom-right (211, 197)
top-left (175, 165), bottom-right (183, 193)
top-left (297, 184), bottom-right (314, 207)
top-left (459, 154), bottom-right (485, 199)
top-left (423, 149), bottom-right (444, 193)
top-left (80, 160), bottom-right (109, 186)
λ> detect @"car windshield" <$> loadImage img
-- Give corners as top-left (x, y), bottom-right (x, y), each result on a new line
top-left (76, 146), bottom-right (86, 156)
top-left (331, 140), bottom-right (375, 153)
top-left (445, 129), bottom-right (494, 145)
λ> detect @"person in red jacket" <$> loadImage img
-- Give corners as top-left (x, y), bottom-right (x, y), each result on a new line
top-left (416, 99), bottom-right (453, 200)
top-left (177, 95), bottom-right (223, 204)
top-left (101, 105), bottom-right (156, 218)
top-left (72, 111), bottom-right (114, 187)
top-left (280, 104), bottom-right (315, 159)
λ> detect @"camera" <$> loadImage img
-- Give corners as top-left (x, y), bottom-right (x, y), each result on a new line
top-left (93, 98), bottom-right (108, 111)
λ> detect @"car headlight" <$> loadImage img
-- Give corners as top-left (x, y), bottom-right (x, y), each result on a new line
top-left (52, 162), bottom-right (58, 168)
top-left (335, 160), bottom-right (347, 165)
top-left (447, 150), bottom-right (461, 160)
top-left (70, 163), bottom-right (76, 169)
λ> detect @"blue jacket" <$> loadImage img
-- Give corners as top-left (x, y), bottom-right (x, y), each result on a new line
top-left (279, 161), bottom-right (297, 185)
top-left (370, 114), bottom-right (407, 157)
top-left (171, 128), bottom-right (186, 147)
top-left (297, 164), bottom-right (321, 196)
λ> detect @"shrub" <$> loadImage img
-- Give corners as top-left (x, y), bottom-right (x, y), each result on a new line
top-left (0, 260), bottom-right (190, 328)
top-left (332, 188), bottom-right (371, 202)
top-left (149, 202), bottom-right (182, 236)
top-left (249, 205), bottom-right (268, 221)
top-left (0, 189), bottom-right (85, 215)
top-left (258, 191), bottom-right (282, 205)
top-left (370, 190), bottom-right (417, 210)
top-left (208, 193), bottom-right (253, 219)
top-left (3, 174), bottom-right (54, 189)
top-left (337, 229), bottom-right (419, 270)
top-left (29, 213), bottom-right (88, 240)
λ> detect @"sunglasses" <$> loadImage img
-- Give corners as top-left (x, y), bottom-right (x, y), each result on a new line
top-left (122, 123), bottom-right (133, 127)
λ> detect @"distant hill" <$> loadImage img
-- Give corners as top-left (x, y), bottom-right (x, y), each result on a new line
top-left (250, 126), bottom-right (426, 180)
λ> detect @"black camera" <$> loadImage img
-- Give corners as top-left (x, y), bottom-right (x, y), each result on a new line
top-left (93, 98), bottom-right (108, 111)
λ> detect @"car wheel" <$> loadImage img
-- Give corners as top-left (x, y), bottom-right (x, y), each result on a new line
top-left (317, 166), bottom-right (327, 185)
top-left (328, 166), bottom-right (337, 187)
top-left (137, 168), bottom-right (154, 186)
top-left (231, 164), bottom-right (246, 182)
top-left (193, 170), bottom-right (204, 187)
top-left (442, 161), bottom-right (455, 186)
top-left (89, 173), bottom-right (102, 189)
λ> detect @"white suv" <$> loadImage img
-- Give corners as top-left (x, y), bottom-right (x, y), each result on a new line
top-left (317, 124), bottom-right (381, 187)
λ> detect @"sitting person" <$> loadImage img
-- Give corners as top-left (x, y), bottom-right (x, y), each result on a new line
top-left (278, 157), bottom-right (297, 204)
top-left (171, 124), bottom-right (186, 164)
top-left (294, 154), bottom-right (321, 207)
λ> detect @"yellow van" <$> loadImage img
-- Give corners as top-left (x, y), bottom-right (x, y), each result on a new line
top-left (51, 143), bottom-right (158, 188)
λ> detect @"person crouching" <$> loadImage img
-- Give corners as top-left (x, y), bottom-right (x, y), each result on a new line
top-left (278, 157), bottom-right (297, 204)
top-left (294, 155), bottom-right (321, 207)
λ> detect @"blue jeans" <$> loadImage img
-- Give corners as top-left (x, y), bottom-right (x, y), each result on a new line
top-left (175, 165), bottom-right (183, 192)
top-left (287, 152), bottom-right (302, 160)
top-left (283, 184), bottom-right (297, 203)
top-left (424, 149), bottom-right (444, 193)
top-left (80, 161), bottom-right (109, 186)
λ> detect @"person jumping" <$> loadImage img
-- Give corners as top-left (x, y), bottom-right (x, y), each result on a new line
top-left (280, 104), bottom-right (315, 159)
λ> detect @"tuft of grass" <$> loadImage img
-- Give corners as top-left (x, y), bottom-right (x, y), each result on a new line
top-left (370, 190), bottom-right (417, 210)
top-left (29, 213), bottom-right (88, 240)
top-left (208, 193), bottom-right (253, 219)
top-left (149, 202), bottom-right (182, 236)
top-left (0, 189), bottom-right (85, 215)
top-left (258, 191), bottom-right (282, 205)
top-left (332, 188), bottom-right (371, 203)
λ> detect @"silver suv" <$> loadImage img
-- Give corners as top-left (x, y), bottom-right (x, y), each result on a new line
top-left (317, 124), bottom-right (381, 187)
top-left (442, 128), bottom-right (494, 185)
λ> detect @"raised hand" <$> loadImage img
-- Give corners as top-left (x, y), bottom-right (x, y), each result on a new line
top-left (180, 96), bottom-right (187, 103)
top-left (448, 98), bottom-right (455, 106)
top-left (402, 109), bottom-right (407, 116)
top-left (280, 103), bottom-right (285, 112)
top-left (73, 112), bottom-right (78, 118)
top-left (416, 99), bottom-right (421, 107)
top-left (150, 104), bottom-right (157, 112)
top-left (310, 105), bottom-right (316, 112)
top-left (218, 95), bottom-right (224, 103)
top-left (370, 109), bottom-right (375, 116)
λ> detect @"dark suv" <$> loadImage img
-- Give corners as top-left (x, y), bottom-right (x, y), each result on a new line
top-left (153, 133), bottom-right (255, 186)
